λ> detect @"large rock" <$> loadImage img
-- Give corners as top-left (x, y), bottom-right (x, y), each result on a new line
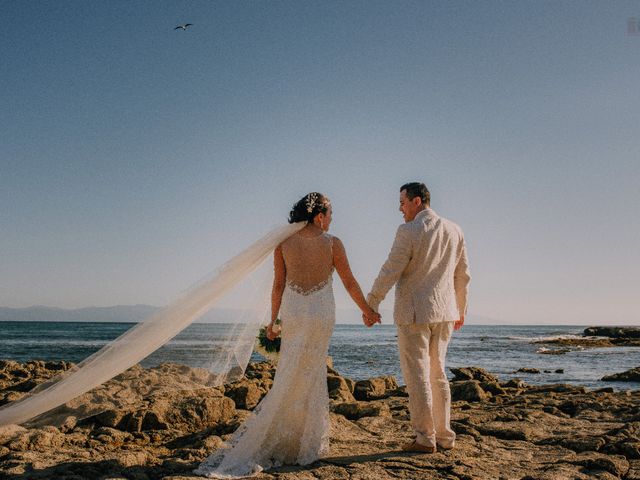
top-left (6, 426), bottom-right (65, 451)
top-left (602, 367), bottom-right (640, 382)
top-left (543, 436), bottom-right (607, 453)
top-left (450, 367), bottom-right (499, 384)
top-left (327, 374), bottom-right (355, 402)
top-left (331, 401), bottom-right (391, 420)
top-left (0, 425), bottom-right (27, 446)
top-left (225, 380), bottom-right (264, 409)
top-left (516, 368), bottom-right (541, 374)
top-left (91, 426), bottom-right (135, 446)
top-left (451, 368), bottom-right (506, 396)
top-left (244, 362), bottom-right (275, 381)
top-left (584, 327), bottom-right (640, 339)
top-left (572, 452), bottom-right (630, 477)
top-left (94, 388), bottom-right (235, 433)
top-left (477, 422), bottom-right (535, 441)
top-left (353, 376), bottom-right (397, 401)
top-left (504, 378), bottom-right (527, 389)
top-left (450, 380), bottom-right (488, 402)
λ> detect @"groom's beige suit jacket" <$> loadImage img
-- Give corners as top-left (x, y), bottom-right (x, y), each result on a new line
top-left (367, 208), bottom-right (471, 325)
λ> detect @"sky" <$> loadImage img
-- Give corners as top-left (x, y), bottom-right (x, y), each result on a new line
top-left (1, 1), bottom-right (639, 325)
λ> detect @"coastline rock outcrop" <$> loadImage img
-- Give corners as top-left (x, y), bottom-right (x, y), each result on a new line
top-left (533, 326), bottom-right (640, 353)
top-left (0, 360), bottom-right (639, 480)
top-left (584, 327), bottom-right (640, 338)
top-left (602, 367), bottom-right (640, 382)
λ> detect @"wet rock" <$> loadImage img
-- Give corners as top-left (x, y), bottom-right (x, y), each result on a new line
top-left (516, 368), bottom-right (541, 374)
top-left (602, 367), bottom-right (640, 382)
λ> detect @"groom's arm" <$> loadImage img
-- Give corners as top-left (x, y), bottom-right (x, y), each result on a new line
top-left (366, 225), bottom-right (412, 312)
top-left (453, 236), bottom-right (471, 320)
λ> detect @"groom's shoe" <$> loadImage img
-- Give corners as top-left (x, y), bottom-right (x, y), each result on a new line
top-left (401, 440), bottom-right (436, 454)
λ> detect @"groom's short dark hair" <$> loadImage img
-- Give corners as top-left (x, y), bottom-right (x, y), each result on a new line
top-left (400, 182), bottom-right (430, 206)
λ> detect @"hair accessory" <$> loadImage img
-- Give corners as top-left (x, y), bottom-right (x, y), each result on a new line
top-left (306, 193), bottom-right (319, 213)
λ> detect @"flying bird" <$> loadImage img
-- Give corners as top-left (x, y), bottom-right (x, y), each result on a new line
top-left (174, 23), bottom-right (193, 31)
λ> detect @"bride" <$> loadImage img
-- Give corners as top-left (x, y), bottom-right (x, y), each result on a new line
top-left (194, 192), bottom-right (381, 478)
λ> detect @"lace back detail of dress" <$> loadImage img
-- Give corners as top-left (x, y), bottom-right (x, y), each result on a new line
top-left (281, 232), bottom-right (334, 295)
top-left (194, 230), bottom-right (336, 478)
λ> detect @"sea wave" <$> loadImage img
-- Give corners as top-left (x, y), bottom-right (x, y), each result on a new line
top-left (509, 334), bottom-right (585, 342)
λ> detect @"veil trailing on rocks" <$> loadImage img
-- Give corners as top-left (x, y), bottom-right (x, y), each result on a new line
top-left (0, 222), bottom-right (306, 428)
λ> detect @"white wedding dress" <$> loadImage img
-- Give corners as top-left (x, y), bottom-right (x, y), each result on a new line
top-left (195, 232), bottom-right (336, 478)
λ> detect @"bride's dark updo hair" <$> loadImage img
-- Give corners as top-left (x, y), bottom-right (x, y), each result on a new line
top-left (288, 192), bottom-right (331, 224)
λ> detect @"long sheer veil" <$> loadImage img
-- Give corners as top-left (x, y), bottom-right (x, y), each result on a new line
top-left (0, 221), bottom-right (306, 428)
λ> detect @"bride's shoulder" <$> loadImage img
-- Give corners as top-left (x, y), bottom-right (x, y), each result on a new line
top-left (327, 234), bottom-right (345, 252)
top-left (325, 233), bottom-right (339, 243)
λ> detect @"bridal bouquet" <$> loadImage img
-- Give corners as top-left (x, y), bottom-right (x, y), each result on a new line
top-left (255, 319), bottom-right (281, 363)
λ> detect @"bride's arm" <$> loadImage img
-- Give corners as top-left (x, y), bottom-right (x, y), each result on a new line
top-left (333, 237), bottom-right (379, 321)
top-left (268, 246), bottom-right (286, 337)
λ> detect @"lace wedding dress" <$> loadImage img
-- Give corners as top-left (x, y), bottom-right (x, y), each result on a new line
top-left (195, 232), bottom-right (336, 478)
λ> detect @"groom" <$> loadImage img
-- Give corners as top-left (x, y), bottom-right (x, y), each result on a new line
top-left (365, 182), bottom-right (470, 453)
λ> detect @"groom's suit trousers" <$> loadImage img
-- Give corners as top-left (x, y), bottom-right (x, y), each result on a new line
top-left (397, 321), bottom-right (456, 449)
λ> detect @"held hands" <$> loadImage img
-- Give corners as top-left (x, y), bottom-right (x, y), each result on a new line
top-left (362, 307), bottom-right (382, 328)
top-left (454, 315), bottom-right (465, 331)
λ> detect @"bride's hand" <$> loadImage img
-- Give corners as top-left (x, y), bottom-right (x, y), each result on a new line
top-left (266, 323), bottom-right (279, 341)
top-left (362, 307), bottom-right (381, 327)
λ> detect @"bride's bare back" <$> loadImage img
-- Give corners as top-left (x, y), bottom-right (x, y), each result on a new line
top-left (280, 232), bottom-right (334, 295)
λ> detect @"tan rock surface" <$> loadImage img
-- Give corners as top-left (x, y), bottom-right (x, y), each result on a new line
top-left (0, 362), bottom-right (638, 479)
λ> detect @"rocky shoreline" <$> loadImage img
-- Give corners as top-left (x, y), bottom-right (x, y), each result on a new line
top-left (535, 326), bottom-right (640, 355)
top-left (1, 359), bottom-right (639, 480)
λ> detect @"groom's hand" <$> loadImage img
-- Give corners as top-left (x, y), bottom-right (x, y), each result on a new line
top-left (454, 315), bottom-right (465, 331)
top-left (362, 312), bottom-right (382, 327)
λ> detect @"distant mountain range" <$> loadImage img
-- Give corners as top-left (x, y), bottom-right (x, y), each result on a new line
top-left (0, 305), bottom-right (503, 324)
top-left (0, 305), bottom-right (161, 323)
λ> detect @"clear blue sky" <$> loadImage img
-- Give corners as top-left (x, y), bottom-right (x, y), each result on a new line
top-left (1, 1), bottom-right (639, 324)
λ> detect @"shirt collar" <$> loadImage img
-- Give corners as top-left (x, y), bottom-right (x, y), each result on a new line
top-left (415, 207), bottom-right (437, 221)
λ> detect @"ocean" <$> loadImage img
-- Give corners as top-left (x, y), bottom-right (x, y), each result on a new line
top-left (1, 322), bottom-right (638, 391)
